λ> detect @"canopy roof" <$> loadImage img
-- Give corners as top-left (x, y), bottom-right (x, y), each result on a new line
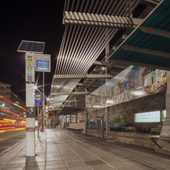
top-left (110, 0), bottom-right (170, 70)
top-left (58, 107), bottom-right (85, 115)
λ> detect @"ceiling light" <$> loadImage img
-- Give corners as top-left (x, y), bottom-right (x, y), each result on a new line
top-left (106, 100), bottom-right (114, 104)
top-left (133, 91), bottom-right (144, 96)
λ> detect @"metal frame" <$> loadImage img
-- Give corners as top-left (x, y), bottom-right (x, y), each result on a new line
top-left (34, 54), bottom-right (51, 72)
top-left (122, 45), bottom-right (170, 59)
top-left (53, 74), bottom-right (112, 79)
top-left (140, 25), bottom-right (170, 38)
top-left (63, 11), bottom-right (142, 29)
top-left (109, 58), bottom-right (170, 71)
top-left (51, 92), bottom-right (89, 96)
top-left (17, 40), bottom-right (45, 53)
top-left (50, 100), bottom-right (78, 103)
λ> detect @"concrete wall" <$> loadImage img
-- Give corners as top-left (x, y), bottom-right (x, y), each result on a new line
top-left (87, 91), bottom-right (165, 128)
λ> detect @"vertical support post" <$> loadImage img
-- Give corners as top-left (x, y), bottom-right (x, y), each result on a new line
top-left (88, 112), bottom-right (90, 129)
top-left (70, 115), bottom-right (71, 123)
top-left (75, 86), bottom-right (77, 107)
top-left (155, 71), bottom-right (170, 153)
top-left (66, 115), bottom-right (67, 128)
top-left (160, 71), bottom-right (170, 137)
top-left (42, 72), bottom-right (45, 131)
top-left (102, 115), bottom-right (104, 139)
top-left (25, 53), bottom-right (35, 157)
top-left (84, 86), bottom-right (87, 134)
top-left (105, 43), bottom-right (110, 138)
top-left (76, 113), bottom-right (77, 123)
top-left (37, 103), bottom-right (39, 138)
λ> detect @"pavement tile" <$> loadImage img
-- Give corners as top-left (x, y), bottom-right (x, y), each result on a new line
top-left (2, 129), bottom-right (170, 170)
top-left (90, 164), bottom-right (115, 170)
top-left (45, 164), bottom-right (66, 169)
top-left (46, 160), bottom-right (65, 164)
top-left (69, 166), bottom-right (91, 170)
top-left (24, 165), bottom-right (44, 170)
top-left (3, 163), bottom-right (25, 169)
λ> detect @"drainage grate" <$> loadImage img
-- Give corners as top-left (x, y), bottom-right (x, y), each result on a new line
top-left (85, 160), bottom-right (105, 165)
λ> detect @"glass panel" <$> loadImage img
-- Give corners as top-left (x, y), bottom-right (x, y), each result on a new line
top-left (134, 111), bottom-right (160, 123)
top-left (36, 60), bottom-right (49, 71)
top-left (86, 65), bottom-right (167, 111)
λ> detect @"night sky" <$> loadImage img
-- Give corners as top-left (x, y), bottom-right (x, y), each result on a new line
top-left (0, 1), bottom-right (65, 102)
top-left (0, 1), bottom-right (146, 103)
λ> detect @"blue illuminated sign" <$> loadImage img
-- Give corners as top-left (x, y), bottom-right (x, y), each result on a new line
top-left (35, 93), bottom-right (42, 106)
top-left (36, 60), bottom-right (49, 71)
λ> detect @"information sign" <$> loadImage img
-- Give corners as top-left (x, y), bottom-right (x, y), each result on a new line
top-left (34, 54), bottom-right (51, 72)
top-left (35, 93), bottom-right (42, 106)
top-left (25, 54), bottom-right (35, 82)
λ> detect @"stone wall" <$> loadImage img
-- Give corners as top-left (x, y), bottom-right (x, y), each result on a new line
top-left (86, 129), bottom-right (158, 149)
top-left (87, 91), bottom-right (165, 128)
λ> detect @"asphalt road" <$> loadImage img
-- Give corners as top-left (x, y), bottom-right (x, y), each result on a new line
top-left (0, 130), bottom-right (25, 153)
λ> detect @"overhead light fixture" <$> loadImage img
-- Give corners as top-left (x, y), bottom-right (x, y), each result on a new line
top-left (93, 105), bottom-right (103, 108)
top-left (2, 104), bottom-right (5, 107)
top-left (106, 100), bottom-right (114, 104)
top-left (133, 91), bottom-right (144, 96)
top-left (46, 98), bottom-right (49, 101)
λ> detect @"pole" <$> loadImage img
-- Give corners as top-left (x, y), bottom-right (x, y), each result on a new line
top-left (43, 72), bottom-right (45, 131)
top-left (37, 102), bottom-right (39, 138)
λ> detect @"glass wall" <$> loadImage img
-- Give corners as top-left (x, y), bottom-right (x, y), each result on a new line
top-left (86, 66), bottom-right (167, 111)
top-left (134, 111), bottom-right (160, 123)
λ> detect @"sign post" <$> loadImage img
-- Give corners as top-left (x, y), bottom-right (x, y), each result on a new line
top-left (17, 40), bottom-right (50, 157)
top-left (35, 93), bottom-right (42, 138)
top-left (25, 53), bottom-right (35, 157)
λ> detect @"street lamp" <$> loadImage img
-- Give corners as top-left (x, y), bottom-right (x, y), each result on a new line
top-left (33, 85), bottom-right (37, 90)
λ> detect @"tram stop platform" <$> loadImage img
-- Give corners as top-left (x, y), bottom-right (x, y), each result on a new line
top-left (0, 129), bottom-right (170, 170)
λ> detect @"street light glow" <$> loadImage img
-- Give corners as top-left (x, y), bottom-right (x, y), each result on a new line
top-left (33, 85), bottom-right (37, 90)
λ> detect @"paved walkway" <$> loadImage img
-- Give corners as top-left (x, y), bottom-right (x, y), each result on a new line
top-left (0, 129), bottom-right (170, 170)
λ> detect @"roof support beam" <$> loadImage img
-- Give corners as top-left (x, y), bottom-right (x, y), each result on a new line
top-left (53, 74), bottom-right (113, 79)
top-left (141, 0), bottom-right (159, 7)
top-left (114, 64), bottom-right (129, 69)
top-left (122, 45), bottom-right (170, 59)
top-left (93, 61), bottom-right (109, 66)
top-left (52, 105), bottom-right (72, 108)
top-left (77, 83), bottom-right (86, 86)
top-left (63, 11), bottom-right (142, 29)
top-left (140, 25), bottom-right (170, 38)
top-left (50, 100), bottom-right (78, 104)
top-left (51, 92), bottom-right (89, 96)
top-left (109, 59), bottom-right (170, 71)
top-left (49, 108), bottom-right (62, 111)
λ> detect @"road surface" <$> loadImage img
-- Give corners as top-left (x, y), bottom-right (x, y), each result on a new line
top-left (0, 130), bottom-right (25, 153)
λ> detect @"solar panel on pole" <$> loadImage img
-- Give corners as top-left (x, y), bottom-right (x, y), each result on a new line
top-left (17, 40), bottom-right (45, 53)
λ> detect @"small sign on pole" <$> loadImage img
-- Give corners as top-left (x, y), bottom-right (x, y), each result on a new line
top-left (35, 93), bottom-right (42, 106)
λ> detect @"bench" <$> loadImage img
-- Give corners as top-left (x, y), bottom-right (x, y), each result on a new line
top-left (150, 135), bottom-right (170, 149)
top-left (67, 123), bottom-right (85, 130)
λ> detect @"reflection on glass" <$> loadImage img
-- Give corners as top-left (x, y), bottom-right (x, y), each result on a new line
top-left (86, 66), bottom-right (167, 111)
